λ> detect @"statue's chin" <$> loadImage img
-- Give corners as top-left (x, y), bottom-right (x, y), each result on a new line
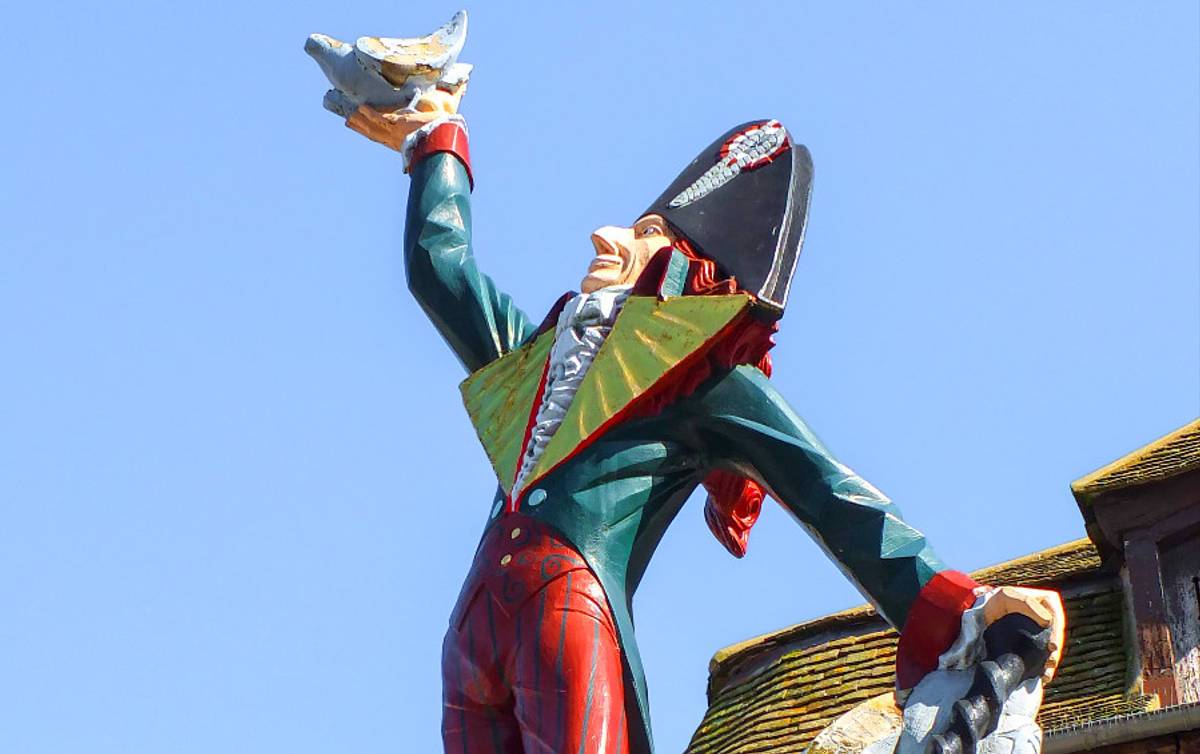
top-left (580, 273), bottom-right (610, 294)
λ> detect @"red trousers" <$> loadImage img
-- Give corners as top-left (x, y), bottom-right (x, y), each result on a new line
top-left (442, 514), bottom-right (629, 754)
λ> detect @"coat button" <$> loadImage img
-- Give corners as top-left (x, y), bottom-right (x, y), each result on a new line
top-left (510, 527), bottom-right (522, 539)
top-left (500, 554), bottom-right (512, 566)
top-left (527, 489), bottom-right (547, 507)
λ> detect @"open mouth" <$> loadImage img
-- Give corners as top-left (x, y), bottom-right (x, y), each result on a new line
top-left (589, 254), bottom-right (623, 270)
top-left (589, 236), bottom-right (625, 272)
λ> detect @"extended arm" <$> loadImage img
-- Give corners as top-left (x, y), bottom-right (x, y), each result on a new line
top-left (689, 365), bottom-right (1064, 687)
top-left (688, 365), bottom-right (982, 686)
top-left (690, 366), bottom-right (953, 624)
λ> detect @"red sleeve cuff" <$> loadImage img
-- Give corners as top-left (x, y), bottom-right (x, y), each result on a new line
top-left (409, 121), bottom-right (473, 189)
top-left (895, 570), bottom-right (981, 689)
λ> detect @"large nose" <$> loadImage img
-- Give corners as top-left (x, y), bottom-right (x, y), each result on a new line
top-left (590, 225), bottom-right (631, 256)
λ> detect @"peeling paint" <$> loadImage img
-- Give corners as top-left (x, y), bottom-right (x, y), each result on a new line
top-left (304, 10), bottom-right (472, 117)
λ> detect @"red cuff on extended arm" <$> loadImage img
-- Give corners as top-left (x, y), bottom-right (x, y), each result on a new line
top-left (895, 570), bottom-right (980, 690)
top-left (408, 121), bottom-right (473, 189)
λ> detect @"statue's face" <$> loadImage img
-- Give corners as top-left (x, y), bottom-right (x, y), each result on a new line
top-left (582, 214), bottom-right (675, 293)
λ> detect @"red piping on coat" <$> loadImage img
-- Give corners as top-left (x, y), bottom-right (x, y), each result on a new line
top-left (508, 353), bottom-right (554, 513)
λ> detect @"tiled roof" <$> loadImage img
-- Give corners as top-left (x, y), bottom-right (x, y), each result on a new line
top-left (1072, 419), bottom-right (1200, 503)
top-left (685, 539), bottom-right (1154, 754)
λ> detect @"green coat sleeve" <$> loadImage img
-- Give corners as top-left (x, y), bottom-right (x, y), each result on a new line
top-left (689, 364), bottom-right (947, 630)
top-left (404, 152), bottom-right (536, 372)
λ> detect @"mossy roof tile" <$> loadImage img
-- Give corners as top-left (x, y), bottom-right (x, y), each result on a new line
top-left (1071, 418), bottom-right (1200, 502)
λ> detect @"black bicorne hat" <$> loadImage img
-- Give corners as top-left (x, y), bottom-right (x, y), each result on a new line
top-left (643, 120), bottom-right (813, 317)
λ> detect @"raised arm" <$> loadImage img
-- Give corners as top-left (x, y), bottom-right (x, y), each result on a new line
top-left (403, 132), bottom-right (535, 371)
top-left (685, 365), bottom-right (1063, 688)
top-left (347, 96), bottom-right (536, 373)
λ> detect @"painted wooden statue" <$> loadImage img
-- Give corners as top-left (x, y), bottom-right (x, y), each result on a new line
top-left (306, 12), bottom-right (1067, 754)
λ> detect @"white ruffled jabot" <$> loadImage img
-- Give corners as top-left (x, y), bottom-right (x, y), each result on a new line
top-left (510, 285), bottom-right (632, 497)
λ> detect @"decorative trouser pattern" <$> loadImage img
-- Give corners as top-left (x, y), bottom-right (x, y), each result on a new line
top-left (442, 514), bottom-right (628, 754)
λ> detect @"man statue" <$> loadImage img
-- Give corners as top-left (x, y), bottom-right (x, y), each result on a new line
top-left (310, 20), bottom-right (1066, 754)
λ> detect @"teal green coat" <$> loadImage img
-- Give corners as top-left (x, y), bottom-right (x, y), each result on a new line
top-left (405, 153), bottom-right (948, 754)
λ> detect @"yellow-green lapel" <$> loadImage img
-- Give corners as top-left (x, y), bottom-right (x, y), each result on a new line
top-left (460, 294), bottom-right (753, 495)
top-left (459, 329), bottom-right (555, 493)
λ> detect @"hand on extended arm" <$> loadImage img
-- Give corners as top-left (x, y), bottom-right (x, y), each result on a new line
top-left (981, 585), bottom-right (1066, 682)
top-left (345, 86), bottom-right (466, 152)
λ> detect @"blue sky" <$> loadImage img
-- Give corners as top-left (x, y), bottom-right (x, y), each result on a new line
top-left (2, 2), bottom-right (1197, 752)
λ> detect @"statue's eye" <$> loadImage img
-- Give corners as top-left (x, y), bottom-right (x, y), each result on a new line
top-left (641, 225), bottom-right (661, 237)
